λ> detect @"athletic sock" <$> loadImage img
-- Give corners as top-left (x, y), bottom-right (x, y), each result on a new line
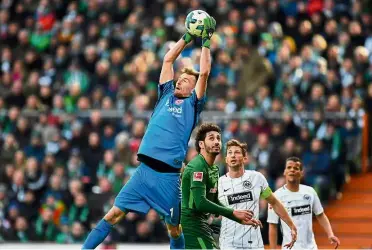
top-left (82, 219), bottom-right (113, 249)
top-left (169, 231), bottom-right (185, 249)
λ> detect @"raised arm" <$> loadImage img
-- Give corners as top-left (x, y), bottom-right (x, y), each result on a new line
top-left (195, 47), bottom-right (211, 99)
top-left (159, 33), bottom-right (194, 84)
top-left (195, 16), bottom-right (216, 99)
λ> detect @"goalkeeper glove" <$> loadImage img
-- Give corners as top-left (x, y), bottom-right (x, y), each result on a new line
top-left (201, 16), bottom-right (216, 49)
top-left (182, 32), bottom-right (194, 44)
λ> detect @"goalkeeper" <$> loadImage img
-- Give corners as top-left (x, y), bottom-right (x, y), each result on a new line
top-left (181, 123), bottom-right (258, 249)
top-left (82, 15), bottom-right (216, 250)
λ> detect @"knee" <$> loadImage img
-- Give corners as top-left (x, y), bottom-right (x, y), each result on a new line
top-left (167, 224), bottom-right (182, 238)
top-left (104, 206), bottom-right (126, 225)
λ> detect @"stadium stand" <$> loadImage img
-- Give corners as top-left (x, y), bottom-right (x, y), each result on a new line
top-left (0, 0), bottom-right (371, 246)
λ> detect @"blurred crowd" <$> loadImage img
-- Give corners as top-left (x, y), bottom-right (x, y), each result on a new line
top-left (0, 0), bottom-right (371, 245)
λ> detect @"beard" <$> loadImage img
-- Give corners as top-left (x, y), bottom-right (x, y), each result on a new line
top-left (174, 90), bottom-right (183, 97)
top-left (205, 145), bottom-right (220, 156)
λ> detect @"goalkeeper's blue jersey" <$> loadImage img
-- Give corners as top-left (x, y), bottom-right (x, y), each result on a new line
top-left (138, 80), bottom-right (206, 169)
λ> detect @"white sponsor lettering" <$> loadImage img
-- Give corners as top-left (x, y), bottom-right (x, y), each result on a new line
top-left (167, 106), bottom-right (182, 114)
top-left (293, 206), bottom-right (310, 213)
top-left (165, 99), bottom-right (183, 116)
top-left (231, 193), bottom-right (251, 201)
top-left (227, 191), bottom-right (253, 205)
top-left (291, 204), bottom-right (311, 216)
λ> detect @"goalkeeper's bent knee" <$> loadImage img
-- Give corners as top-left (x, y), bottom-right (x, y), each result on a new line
top-left (104, 206), bottom-right (126, 225)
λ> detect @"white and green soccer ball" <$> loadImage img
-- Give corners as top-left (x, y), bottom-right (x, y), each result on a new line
top-left (185, 10), bottom-right (210, 37)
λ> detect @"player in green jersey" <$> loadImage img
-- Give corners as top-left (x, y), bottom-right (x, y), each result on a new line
top-left (181, 123), bottom-right (259, 249)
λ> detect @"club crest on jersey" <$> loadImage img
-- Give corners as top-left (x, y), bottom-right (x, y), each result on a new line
top-left (209, 187), bottom-right (217, 193)
top-left (175, 99), bottom-right (184, 105)
top-left (243, 180), bottom-right (252, 190)
top-left (303, 194), bottom-right (311, 200)
top-left (193, 172), bottom-right (203, 182)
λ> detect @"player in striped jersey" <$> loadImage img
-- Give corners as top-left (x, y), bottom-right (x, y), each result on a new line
top-left (218, 139), bottom-right (297, 250)
top-left (267, 157), bottom-right (340, 249)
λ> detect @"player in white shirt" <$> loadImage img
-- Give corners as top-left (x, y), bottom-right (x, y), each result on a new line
top-left (218, 139), bottom-right (297, 250)
top-left (267, 157), bottom-right (340, 249)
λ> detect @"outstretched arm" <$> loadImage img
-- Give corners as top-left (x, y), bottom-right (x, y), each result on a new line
top-left (192, 186), bottom-right (234, 219)
top-left (159, 33), bottom-right (194, 84)
top-left (191, 187), bottom-right (253, 223)
top-left (195, 16), bottom-right (216, 99)
top-left (188, 168), bottom-right (253, 224)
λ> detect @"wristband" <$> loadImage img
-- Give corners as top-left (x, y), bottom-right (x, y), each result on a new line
top-left (202, 38), bottom-right (211, 48)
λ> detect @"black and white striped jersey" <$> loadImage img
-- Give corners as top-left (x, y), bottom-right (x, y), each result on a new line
top-left (218, 170), bottom-right (270, 250)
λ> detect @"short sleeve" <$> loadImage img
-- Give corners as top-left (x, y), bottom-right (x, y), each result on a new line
top-left (267, 201), bottom-right (280, 224)
top-left (189, 164), bottom-right (207, 189)
top-left (190, 90), bottom-right (207, 115)
top-left (312, 188), bottom-right (324, 215)
top-left (158, 80), bottom-right (174, 100)
top-left (258, 172), bottom-right (272, 199)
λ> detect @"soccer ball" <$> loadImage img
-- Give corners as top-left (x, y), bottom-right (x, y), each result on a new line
top-left (185, 10), bottom-right (210, 37)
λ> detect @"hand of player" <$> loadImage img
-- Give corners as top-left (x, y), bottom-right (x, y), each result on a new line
top-left (182, 32), bottom-right (194, 44)
top-left (202, 16), bottom-right (216, 40)
top-left (233, 209), bottom-right (253, 222)
top-left (241, 218), bottom-right (263, 228)
top-left (328, 235), bottom-right (340, 249)
top-left (283, 225), bottom-right (297, 249)
top-left (201, 16), bottom-right (216, 48)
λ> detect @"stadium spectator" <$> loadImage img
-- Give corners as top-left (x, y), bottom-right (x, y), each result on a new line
top-left (8, 216), bottom-right (37, 242)
top-left (302, 139), bottom-right (331, 200)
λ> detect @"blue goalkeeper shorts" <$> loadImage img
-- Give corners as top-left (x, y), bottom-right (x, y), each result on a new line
top-left (114, 162), bottom-right (181, 226)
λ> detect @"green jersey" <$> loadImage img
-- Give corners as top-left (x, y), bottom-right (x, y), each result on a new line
top-left (181, 154), bottom-right (237, 249)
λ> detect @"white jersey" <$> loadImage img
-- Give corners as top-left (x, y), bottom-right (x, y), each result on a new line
top-left (218, 170), bottom-right (271, 250)
top-left (267, 184), bottom-right (324, 250)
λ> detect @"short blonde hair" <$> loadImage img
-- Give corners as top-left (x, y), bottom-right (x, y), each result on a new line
top-left (181, 68), bottom-right (200, 79)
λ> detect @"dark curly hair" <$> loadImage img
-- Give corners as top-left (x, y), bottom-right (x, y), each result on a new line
top-left (286, 156), bottom-right (302, 170)
top-left (226, 139), bottom-right (248, 157)
top-left (194, 123), bottom-right (222, 153)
